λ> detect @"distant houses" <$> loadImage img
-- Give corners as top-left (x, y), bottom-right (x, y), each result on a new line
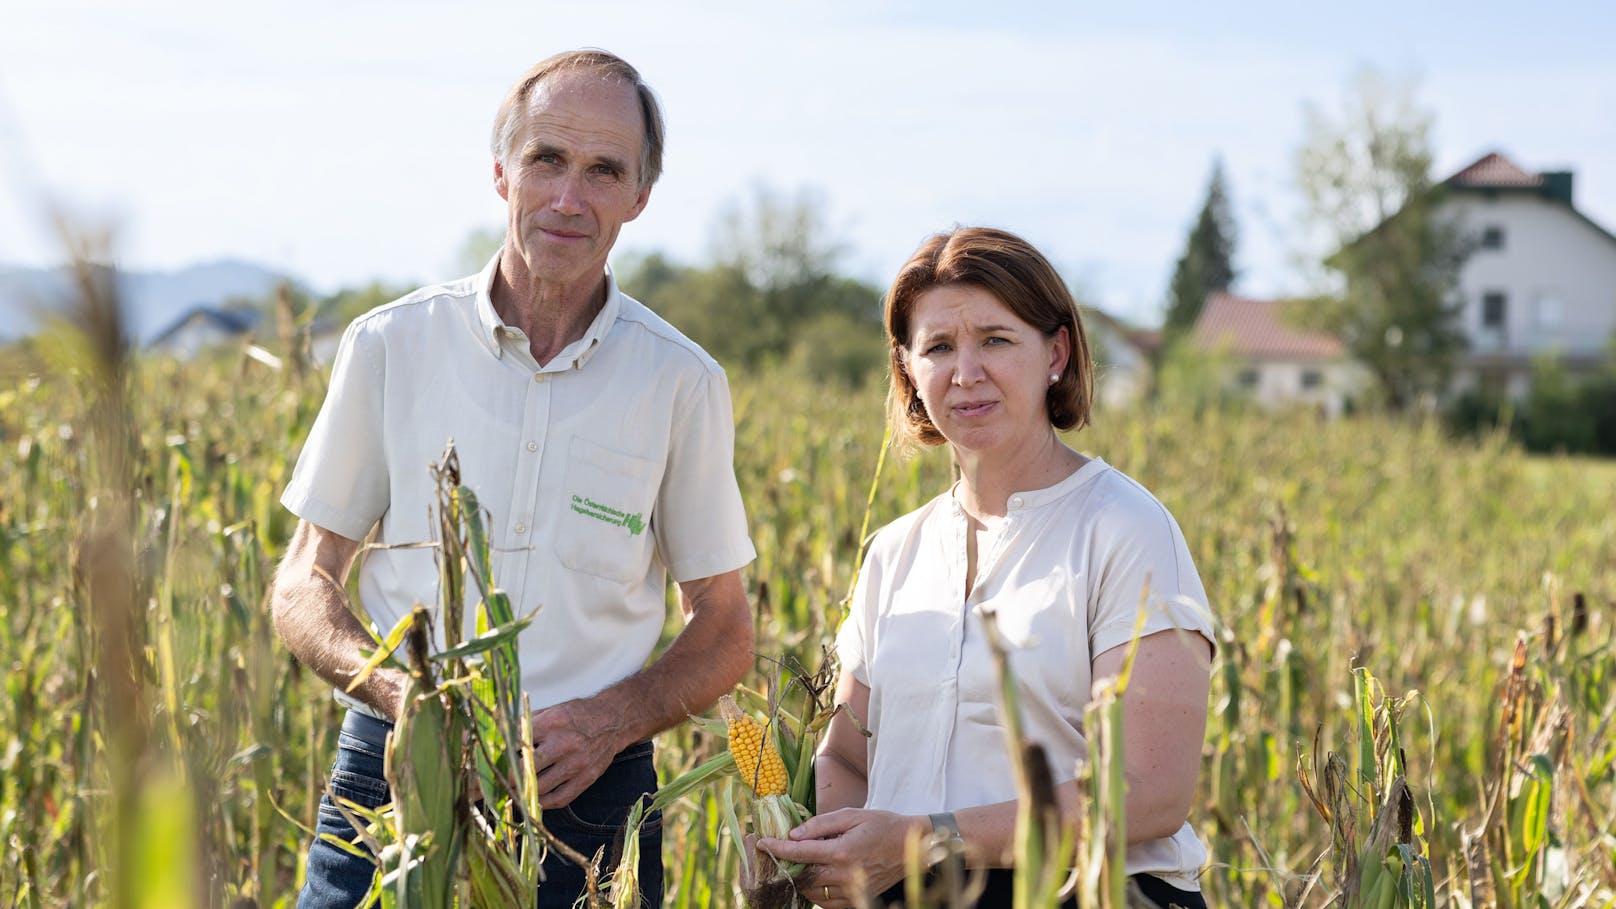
top-left (1440, 152), bottom-right (1616, 399)
top-left (1189, 151), bottom-right (1616, 411)
top-left (147, 306), bottom-right (264, 360)
top-left (1082, 306), bottom-right (1157, 410)
top-left (147, 303), bottom-right (342, 365)
top-left (1189, 292), bottom-right (1364, 417)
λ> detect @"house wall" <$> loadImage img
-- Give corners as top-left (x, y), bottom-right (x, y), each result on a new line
top-left (156, 319), bottom-right (230, 361)
top-left (1449, 364), bottom-right (1533, 401)
top-left (1447, 194), bottom-right (1616, 359)
top-left (1086, 317), bottom-right (1151, 409)
top-left (1094, 361), bottom-right (1147, 410)
top-left (1238, 359), bottom-right (1366, 418)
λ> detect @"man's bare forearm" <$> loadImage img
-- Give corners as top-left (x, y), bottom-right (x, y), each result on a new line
top-left (270, 520), bottom-right (406, 721)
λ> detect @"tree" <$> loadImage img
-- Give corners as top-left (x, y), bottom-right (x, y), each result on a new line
top-left (1296, 70), bottom-right (1470, 411)
top-left (321, 281), bottom-right (417, 325)
top-left (709, 185), bottom-right (881, 332)
top-left (454, 226), bottom-right (506, 275)
top-left (1162, 158), bottom-right (1237, 348)
top-left (621, 185), bottom-right (885, 381)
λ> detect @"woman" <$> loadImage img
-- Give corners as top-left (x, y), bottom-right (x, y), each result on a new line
top-left (759, 227), bottom-right (1215, 908)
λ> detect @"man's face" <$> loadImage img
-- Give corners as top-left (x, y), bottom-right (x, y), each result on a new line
top-left (495, 71), bottom-right (652, 290)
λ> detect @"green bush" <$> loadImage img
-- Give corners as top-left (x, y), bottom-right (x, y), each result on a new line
top-left (1445, 355), bottom-right (1616, 456)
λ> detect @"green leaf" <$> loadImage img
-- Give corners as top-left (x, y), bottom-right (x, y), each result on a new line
top-left (431, 615), bottom-right (533, 662)
top-left (347, 611), bottom-right (416, 693)
top-left (648, 751), bottom-right (736, 815)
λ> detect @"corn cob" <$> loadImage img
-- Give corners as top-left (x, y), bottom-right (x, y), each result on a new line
top-left (718, 692), bottom-right (808, 892)
top-left (724, 699), bottom-right (789, 797)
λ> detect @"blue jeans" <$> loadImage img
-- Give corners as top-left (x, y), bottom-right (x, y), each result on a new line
top-left (297, 709), bottom-right (664, 909)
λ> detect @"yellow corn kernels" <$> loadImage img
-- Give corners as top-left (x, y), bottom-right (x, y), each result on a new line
top-left (723, 702), bottom-right (788, 797)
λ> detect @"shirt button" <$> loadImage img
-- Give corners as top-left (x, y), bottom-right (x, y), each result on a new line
top-left (514, 523), bottom-right (527, 534)
top-left (526, 441), bottom-right (538, 452)
top-left (1010, 496), bottom-right (1024, 509)
top-left (533, 373), bottom-right (546, 383)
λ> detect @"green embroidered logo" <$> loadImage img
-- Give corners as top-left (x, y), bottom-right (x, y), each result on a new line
top-left (569, 494), bottom-right (646, 536)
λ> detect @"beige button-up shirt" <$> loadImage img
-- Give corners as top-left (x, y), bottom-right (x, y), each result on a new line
top-left (283, 256), bottom-right (756, 715)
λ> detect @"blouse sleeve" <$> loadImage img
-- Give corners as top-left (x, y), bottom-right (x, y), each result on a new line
top-left (835, 548), bottom-right (882, 686)
top-left (1087, 489), bottom-right (1216, 659)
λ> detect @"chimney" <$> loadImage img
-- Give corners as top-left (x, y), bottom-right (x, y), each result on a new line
top-left (1540, 171), bottom-right (1574, 206)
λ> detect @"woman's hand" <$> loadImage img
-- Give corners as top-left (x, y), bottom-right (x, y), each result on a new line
top-left (757, 808), bottom-right (930, 907)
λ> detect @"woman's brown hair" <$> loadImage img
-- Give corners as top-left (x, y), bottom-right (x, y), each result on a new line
top-left (885, 226), bottom-right (1094, 450)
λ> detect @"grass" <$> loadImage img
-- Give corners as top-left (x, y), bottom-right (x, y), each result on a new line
top-left (1, 323), bottom-right (1613, 906)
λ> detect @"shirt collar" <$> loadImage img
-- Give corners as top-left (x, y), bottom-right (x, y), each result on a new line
top-left (1011, 455), bottom-right (1107, 509)
top-left (473, 253), bottom-right (507, 357)
top-left (472, 253), bottom-right (623, 369)
top-left (949, 455), bottom-right (1111, 515)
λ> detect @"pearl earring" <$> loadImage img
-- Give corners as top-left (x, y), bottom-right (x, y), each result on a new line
top-left (1048, 374), bottom-right (1059, 385)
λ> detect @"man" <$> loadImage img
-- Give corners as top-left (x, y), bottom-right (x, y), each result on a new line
top-left (272, 50), bottom-right (756, 909)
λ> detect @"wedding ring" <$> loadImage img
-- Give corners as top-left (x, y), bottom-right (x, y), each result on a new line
top-left (823, 886), bottom-right (831, 901)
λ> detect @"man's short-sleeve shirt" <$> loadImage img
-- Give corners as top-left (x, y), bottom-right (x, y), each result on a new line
top-left (282, 256), bottom-right (756, 713)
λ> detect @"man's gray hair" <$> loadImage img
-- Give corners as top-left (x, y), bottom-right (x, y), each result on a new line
top-left (490, 49), bottom-right (666, 189)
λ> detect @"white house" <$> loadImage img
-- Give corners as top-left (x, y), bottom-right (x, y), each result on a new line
top-left (1439, 151), bottom-right (1616, 399)
top-left (1081, 306), bottom-right (1157, 409)
top-left (1190, 291), bottom-right (1367, 417)
top-left (147, 306), bottom-right (263, 360)
top-left (1190, 152), bottom-right (1616, 411)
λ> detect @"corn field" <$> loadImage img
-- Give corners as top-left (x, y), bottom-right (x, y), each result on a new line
top-left (1, 281), bottom-right (1614, 907)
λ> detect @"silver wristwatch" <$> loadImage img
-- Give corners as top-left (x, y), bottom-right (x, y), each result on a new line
top-left (929, 811), bottom-right (964, 850)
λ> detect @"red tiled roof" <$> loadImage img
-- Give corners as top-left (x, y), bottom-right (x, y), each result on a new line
top-left (1129, 327), bottom-right (1162, 354)
top-left (1190, 292), bottom-right (1344, 360)
top-left (1446, 151), bottom-right (1542, 188)
top-left (1081, 305), bottom-right (1157, 355)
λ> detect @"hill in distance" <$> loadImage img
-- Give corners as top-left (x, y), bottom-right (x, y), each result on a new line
top-left (0, 259), bottom-right (292, 345)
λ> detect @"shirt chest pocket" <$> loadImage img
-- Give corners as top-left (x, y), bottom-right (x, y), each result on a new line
top-left (556, 436), bottom-right (664, 583)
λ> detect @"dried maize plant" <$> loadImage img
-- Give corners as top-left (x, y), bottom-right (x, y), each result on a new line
top-left (54, 228), bottom-right (210, 908)
top-left (626, 656), bottom-right (834, 909)
top-left (1297, 668), bottom-right (1436, 909)
top-left (1465, 631), bottom-right (1581, 909)
top-left (980, 609), bottom-right (1086, 909)
top-left (329, 444), bottom-right (602, 907)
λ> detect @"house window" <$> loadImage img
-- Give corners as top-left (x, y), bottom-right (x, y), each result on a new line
top-left (1237, 368), bottom-right (1260, 388)
top-left (1480, 226), bottom-right (1505, 250)
top-left (1300, 369), bottom-right (1323, 390)
top-left (1481, 292), bottom-right (1508, 329)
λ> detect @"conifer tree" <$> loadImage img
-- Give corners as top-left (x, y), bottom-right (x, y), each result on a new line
top-left (1163, 159), bottom-right (1238, 349)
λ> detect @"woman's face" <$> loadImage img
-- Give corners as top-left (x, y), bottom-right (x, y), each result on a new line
top-left (902, 284), bottom-right (1069, 458)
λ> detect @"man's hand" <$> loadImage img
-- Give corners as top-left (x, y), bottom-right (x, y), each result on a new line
top-left (524, 570), bottom-right (751, 808)
top-left (528, 695), bottom-right (629, 808)
top-left (520, 570), bottom-right (750, 808)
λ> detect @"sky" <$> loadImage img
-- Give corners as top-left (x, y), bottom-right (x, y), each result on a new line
top-left (3, 0), bottom-right (1614, 327)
